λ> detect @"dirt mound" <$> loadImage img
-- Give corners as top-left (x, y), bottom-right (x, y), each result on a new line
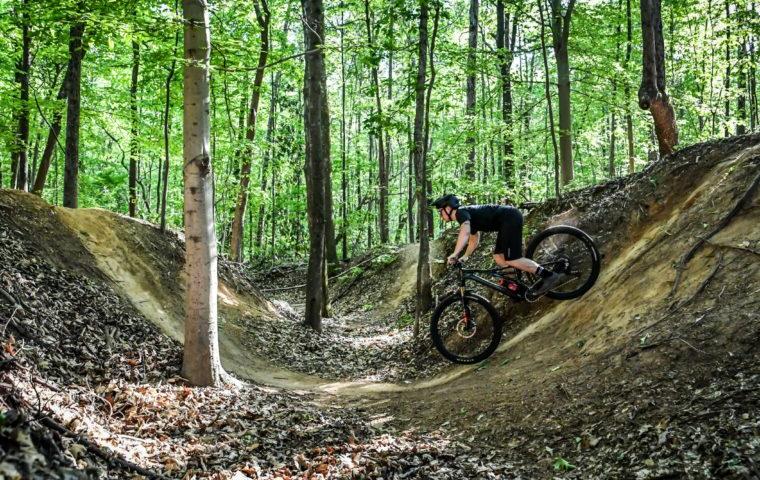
top-left (375, 134), bottom-right (760, 477)
top-left (0, 192), bottom-right (181, 387)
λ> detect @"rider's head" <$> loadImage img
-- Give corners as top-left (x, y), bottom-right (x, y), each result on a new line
top-left (431, 194), bottom-right (461, 222)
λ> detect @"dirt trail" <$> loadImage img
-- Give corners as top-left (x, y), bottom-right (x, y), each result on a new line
top-left (50, 137), bottom-right (760, 400)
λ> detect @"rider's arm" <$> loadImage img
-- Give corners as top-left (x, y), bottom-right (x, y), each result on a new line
top-left (462, 231), bottom-right (480, 259)
top-left (451, 222), bottom-right (471, 257)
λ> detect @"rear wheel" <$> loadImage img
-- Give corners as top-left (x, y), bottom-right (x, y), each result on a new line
top-left (525, 225), bottom-right (601, 300)
top-left (430, 292), bottom-right (502, 364)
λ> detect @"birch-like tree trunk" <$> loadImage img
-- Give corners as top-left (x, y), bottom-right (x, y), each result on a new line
top-left (182, 0), bottom-right (222, 387)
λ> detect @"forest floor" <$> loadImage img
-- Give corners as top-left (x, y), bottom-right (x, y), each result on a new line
top-left (1, 134), bottom-right (759, 479)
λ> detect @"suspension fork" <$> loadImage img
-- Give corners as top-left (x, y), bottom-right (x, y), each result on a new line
top-left (457, 267), bottom-right (472, 326)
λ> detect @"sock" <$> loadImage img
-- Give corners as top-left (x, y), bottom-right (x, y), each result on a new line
top-left (536, 266), bottom-right (552, 278)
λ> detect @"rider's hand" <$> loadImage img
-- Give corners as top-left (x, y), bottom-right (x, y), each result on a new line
top-left (447, 254), bottom-right (459, 265)
top-left (460, 255), bottom-right (469, 263)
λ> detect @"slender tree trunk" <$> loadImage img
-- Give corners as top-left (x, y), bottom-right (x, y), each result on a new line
top-left (64, 21), bottom-right (85, 208)
top-left (751, 26), bottom-right (757, 131)
top-left (303, 0), bottom-right (330, 332)
top-left (324, 154), bottom-right (338, 266)
top-left (14, 0), bottom-right (31, 191)
top-left (413, 0), bottom-right (435, 336)
top-left (738, 35), bottom-right (747, 134)
top-left (610, 14), bottom-right (620, 178)
top-left (497, 1), bottom-right (517, 187)
top-left (725, 0), bottom-right (731, 137)
top-left (182, 0), bottom-right (222, 387)
top-left (625, 0), bottom-right (635, 173)
top-left (548, 0), bottom-right (576, 186)
top-left (539, 0), bottom-right (561, 198)
top-left (129, 39), bottom-right (140, 217)
top-left (33, 64), bottom-right (72, 195)
top-left (30, 131), bottom-right (39, 188)
top-left (407, 122), bottom-right (415, 244)
top-left (425, 6), bottom-right (440, 240)
top-left (257, 69), bottom-right (282, 252)
top-left (229, 0), bottom-right (270, 262)
top-left (464, 0), bottom-right (478, 184)
top-left (363, 0), bottom-right (389, 244)
top-left (638, 0), bottom-right (678, 156)
top-left (340, 9), bottom-right (348, 261)
top-left (160, 16), bottom-right (179, 232)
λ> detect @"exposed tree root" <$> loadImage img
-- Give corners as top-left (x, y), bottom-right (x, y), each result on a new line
top-left (671, 170), bottom-right (760, 296)
top-left (634, 253), bottom-right (724, 341)
top-left (705, 239), bottom-right (760, 257)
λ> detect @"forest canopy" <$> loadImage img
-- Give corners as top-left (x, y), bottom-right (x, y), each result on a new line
top-left (1, 0), bottom-right (756, 262)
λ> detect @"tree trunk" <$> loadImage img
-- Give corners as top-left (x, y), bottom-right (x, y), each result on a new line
top-left (129, 38), bottom-right (140, 217)
top-left (725, 0), bottom-right (731, 137)
top-left (539, 0), bottom-right (561, 199)
top-left (548, 0), bottom-right (576, 186)
top-left (406, 116), bottom-right (415, 244)
top-left (340, 9), bottom-right (348, 261)
top-left (160, 20), bottom-right (179, 232)
top-left (497, 0), bottom-right (517, 187)
top-left (638, 0), bottom-right (678, 156)
top-left (14, 0), bottom-right (30, 191)
top-left (303, 0), bottom-right (330, 332)
top-left (464, 0), bottom-right (478, 183)
top-left (229, 0), bottom-right (270, 262)
top-left (738, 36), bottom-right (747, 135)
top-left (610, 15), bottom-right (620, 178)
top-left (33, 64), bottom-right (73, 195)
top-left (181, 0), bottom-right (222, 387)
top-left (363, 0), bottom-right (389, 244)
top-left (64, 21), bottom-right (85, 208)
top-left (413, 0), bottom-right (435, 336)
top-left (625, 0), bottom-right (635, 173)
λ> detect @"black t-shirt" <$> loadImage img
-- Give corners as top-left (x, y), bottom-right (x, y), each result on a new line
top-left (455, 205), bottom-right (519, 233)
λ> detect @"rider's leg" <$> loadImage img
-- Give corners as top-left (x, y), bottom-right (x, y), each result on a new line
top-left (493, 208), bottom-right (538, 272)
top-left (493, 254), bottom-right (540, 273)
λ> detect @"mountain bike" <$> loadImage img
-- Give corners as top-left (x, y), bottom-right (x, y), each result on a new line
top-left (430, 225), bottom-right (601, 364)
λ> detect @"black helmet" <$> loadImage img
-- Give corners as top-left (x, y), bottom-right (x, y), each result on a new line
top-left (431, 194), bottom-right (460, 210)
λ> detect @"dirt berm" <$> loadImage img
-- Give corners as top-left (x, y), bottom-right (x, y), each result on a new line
top-left (0, 133), bottom-right (758, 477)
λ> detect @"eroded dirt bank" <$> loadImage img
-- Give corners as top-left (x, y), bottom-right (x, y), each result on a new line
top-left (1, 133), bottom-right (759, 478)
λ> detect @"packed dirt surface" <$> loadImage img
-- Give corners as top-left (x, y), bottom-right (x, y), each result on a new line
top-left (1, 133), bottom-right (759, 478)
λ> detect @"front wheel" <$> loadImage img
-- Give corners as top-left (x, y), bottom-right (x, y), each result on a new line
top-left (430, 292), bottom-right (502, 364)
top-left (525, 225), bottom-right (601, 300)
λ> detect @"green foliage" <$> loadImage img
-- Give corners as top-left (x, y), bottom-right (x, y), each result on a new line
top-left (553, 457), bottom-right (576, 471)
top-left (0, 0), bottom-right (755, 265)
top-left (395, 312), bottom-right (414, 329)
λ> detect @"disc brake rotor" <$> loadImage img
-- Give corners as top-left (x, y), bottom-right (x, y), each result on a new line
top-left (456, 317), bottom-right (477, 339)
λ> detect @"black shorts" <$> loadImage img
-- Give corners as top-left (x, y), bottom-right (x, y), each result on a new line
top-left (493, 208), bottom-right (523, 260)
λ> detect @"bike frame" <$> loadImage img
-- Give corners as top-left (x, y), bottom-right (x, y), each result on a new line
top-left (455, 264), bottom-right (529, 302)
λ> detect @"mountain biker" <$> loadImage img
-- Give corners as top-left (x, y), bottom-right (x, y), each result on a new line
top-left (431, 194), bottom-right (563, 296)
